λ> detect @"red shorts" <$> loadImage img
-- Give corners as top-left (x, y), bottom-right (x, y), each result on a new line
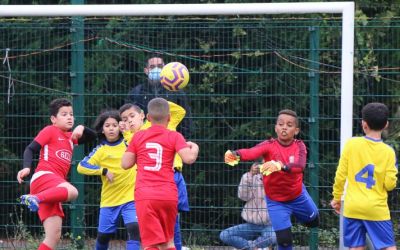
top-left (30, 172), bottom-right (66, 222)
top-left (136, 199), bottom-right (177, 247)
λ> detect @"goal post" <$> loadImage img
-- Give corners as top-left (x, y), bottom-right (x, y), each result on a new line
top-left (0, 2), bottom-right (354, 249)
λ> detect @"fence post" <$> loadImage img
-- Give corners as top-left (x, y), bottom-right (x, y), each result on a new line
top-left (70, 0), bottom-right (85, 248)
top-left (308, 25), bottom-right (320, 250)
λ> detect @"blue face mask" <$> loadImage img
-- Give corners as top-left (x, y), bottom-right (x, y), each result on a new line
top-left (148, 67), bottom-right (162, 81)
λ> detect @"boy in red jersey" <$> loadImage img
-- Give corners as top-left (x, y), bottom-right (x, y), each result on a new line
top-left (121, 97), bottom-right (199, 250)
top-left (331, 103), bottom-right (397, 250)
top-left (224, 109), bottom-right (319, 250)
top-left (16, 98), bottom-right (96, 250)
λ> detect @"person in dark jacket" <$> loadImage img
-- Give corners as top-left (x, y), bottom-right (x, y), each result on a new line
top-left (126, 56), bottom-right (193, 138)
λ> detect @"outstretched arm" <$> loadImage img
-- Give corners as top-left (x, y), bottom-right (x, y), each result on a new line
top-left (167, 101), bottom-right (186, 131)
top-left (178, 141), bottom-right (199, 164)
top-left (72, 125), bottom-right (97, 144)
top-left (122, 152), bottom-right (137, 170)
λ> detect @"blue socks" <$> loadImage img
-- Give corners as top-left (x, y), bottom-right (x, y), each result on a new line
top-left (95, 240), bottom-right (109, 250)
top-left (126, 240), bottom-right (140, 250)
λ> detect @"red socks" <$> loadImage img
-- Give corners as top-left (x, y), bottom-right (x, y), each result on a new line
top-left (35, 187), bottom-right (68, 203)
top-left (38, 242), bottom-right (52, 250)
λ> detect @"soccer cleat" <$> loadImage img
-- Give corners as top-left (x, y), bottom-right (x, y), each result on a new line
top-left (20, 195), bottom-right (40, 212)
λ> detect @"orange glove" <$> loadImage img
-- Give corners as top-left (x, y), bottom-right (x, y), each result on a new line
top-left (224, 150), bottom-right (240, 166)
top-left (260, 160), bottom-right (282, 176)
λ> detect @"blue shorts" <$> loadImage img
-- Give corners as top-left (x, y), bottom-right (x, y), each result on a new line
top-left (98, 201), bottom-right (138, 233)
top-left (174, 171), bottom-right (189, 212)
top-left (266, 185), bottom-right (319, 231)
top-left (343, 217), bottom-right (395, 249)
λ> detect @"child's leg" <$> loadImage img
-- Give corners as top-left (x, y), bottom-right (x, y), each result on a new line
top-left (41, 215), bottom-right (62, 249)
top-left (57, 182), bottom-right (78, 201)
top-left (121, 201), bottom-right (140, 250)
top-left (159, 238), bottom-right (175, 250)
top-left (95, 232), bottom-right (113, 250)
top-left (126, 222), bottom-right (140, 250)
top-left (24, 182), bottom-right (76, 209)
top-left (265, 197), bottom-right (293, 250)
top-left (173, 214), bottom-right (182, 250)
top-left (96, 206), bottom-right (120, 250)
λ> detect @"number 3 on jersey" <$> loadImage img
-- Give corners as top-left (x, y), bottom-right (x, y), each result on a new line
top-left (144, 142), bottom-right (163, 171)
top-left (355, 164), bottom-right (376, 189)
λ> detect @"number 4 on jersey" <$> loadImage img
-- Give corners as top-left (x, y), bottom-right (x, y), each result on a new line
top-left (355, 164), bottom-right (376, 189)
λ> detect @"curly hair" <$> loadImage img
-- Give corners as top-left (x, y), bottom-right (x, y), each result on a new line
top-left (93, 110), bottom-right (122, 141)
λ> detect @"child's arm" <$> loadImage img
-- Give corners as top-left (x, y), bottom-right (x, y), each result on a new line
top-left (121, 152), bottom-right (136, 169)
top-left (280, 141), bottom-right (307, 173)
top-left (178, 141), bottom-right (199, 165)
top-left (332, 143), bottom-right (350, 203)
top-left (17, 140), bottom-right (41, 183)
top-left (384, 151), bottom-right (398, 191)
top-left (225, 141), bottom-right (269, 166)
top-left (77, 146), bottom-right (114, 182)
top-left (167, 101), bottom-right (186, 131)
top-left (72, 125), bottom-right (97, 144)
top-left (237, 173), bottom-right (254, 201)
top-left (168, 102), bottom-right (186, 171)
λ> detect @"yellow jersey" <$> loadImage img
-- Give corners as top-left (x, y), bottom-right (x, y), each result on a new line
top-left (123, 101), bottom-right (186, 171)
top-left (332, 136), bottom-right (398, 220)
top-left (78, 138), bottom-right (136, 207)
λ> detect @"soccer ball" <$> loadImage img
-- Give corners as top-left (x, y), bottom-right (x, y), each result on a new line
top-left (160, 62), bottom-right (190, 91)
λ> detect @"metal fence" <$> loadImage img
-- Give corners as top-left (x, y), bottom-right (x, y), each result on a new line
top-left (0, 14), bottom-right (399, 249)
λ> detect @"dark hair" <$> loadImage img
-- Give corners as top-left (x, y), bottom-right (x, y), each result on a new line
top-left (119, 103), bottom-right (142, 115)
top-left (148, 98), bottom-right (169, 123)
top-left (146, 56), bottom-right (164, 67)
top-left (93, 110), bottom-right (122, 141)
top-left (277, 109), bottom-right (299, 127)
top-left (361, 102), bottom-right (389, 131)
top-left (49, 98), bottom-right (72, 117)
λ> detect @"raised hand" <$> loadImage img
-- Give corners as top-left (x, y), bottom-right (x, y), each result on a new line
top-left (260, 160), bottom-right (282, 176)
top-left (17, 168), bottom-right (31, 184)
top-left (224, 150), bottom-right (240, 166)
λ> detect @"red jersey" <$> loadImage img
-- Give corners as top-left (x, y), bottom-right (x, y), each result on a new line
top-left (127, 125), bottom-right (188, 201)
top-left (34, 125), bottom-right (77, 179)
top-left (237, 138), bottom-right (307, 202)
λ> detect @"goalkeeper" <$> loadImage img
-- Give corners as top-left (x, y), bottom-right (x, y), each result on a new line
top-left (224, 109), bottom-right (319, 250)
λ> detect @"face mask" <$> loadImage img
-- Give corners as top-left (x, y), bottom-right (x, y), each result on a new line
top-left (148, 67), bottom-right (162, 82)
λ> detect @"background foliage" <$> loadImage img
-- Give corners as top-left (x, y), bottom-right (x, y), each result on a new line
top-left (1, 0), bottom-right (399, 249)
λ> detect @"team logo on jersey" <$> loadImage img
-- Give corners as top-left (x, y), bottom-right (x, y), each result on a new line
top-left (56, 149), bottom-right (72, 161)
top-left (289, 155), bottom-right (295, 163)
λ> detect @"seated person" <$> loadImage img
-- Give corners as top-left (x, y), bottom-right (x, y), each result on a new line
top-left (220, 162), bottom-right (277, 250)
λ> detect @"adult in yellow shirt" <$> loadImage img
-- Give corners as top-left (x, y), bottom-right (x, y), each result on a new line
top-left (331, 102), bottom-right (397, 250)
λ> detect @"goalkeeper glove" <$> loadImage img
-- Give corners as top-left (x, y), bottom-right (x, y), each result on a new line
top-left (224, 150), bottom-right (240, 166)
top-left (260, 160), bottom-right (283, 176)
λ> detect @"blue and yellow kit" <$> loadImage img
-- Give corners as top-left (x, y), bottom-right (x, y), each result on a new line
top-left (78, 138), bottom-right (136, 207)
top-left (333, 136), bottom-right (398, 220)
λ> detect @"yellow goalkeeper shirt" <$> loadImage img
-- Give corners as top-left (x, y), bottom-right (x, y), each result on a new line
top-left (78, 138), bottom-right (136, 207)
top-left (332, 136), bottom-right (398, 220)
top-left (123, 101), bottom-right (186, 171)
